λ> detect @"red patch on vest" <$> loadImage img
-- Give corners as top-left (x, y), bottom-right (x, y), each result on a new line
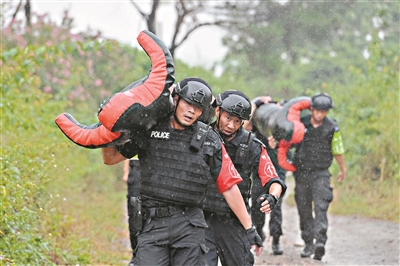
top-left (216, 143), bottom-right (243, 193)
top-left (258, 145), bottom-right (279, 186)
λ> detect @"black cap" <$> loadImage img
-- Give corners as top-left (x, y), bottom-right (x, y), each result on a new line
top-left (214, 90), bottom-right (252, 120)
top-left (311, 93), bottom-right (334, 110)
top-left (173, 77), bottom-right (213, 109)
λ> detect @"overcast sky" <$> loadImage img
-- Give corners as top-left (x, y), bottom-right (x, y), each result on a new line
top-left (30, 1), bottom-right (227, 70)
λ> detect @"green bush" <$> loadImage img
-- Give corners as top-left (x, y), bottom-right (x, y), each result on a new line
top-left (1, 41), bottom-right (127, 264)
top-left (327, 29), bottom-right (399, 222)
top-left (1, 44), bottom-right (67, 264)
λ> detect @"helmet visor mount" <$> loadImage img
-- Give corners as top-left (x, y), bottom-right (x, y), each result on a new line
top-left (185, 88), bottom-right (207, 110)
top-left (217, 93), bottom-right (251, 121)
top-left (221, 102), bottom-right (246, 120)
top-left (175, 79), bottom-right (212, 110)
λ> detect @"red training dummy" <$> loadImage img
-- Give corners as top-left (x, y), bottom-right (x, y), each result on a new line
top-left (55, 30), bottom-right (175, 148)
top-left (252, 97), bottom-right (311, 172)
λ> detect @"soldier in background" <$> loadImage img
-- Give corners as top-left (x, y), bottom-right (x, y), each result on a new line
top-left (243, 96), bottom-right (288, 255)
top-left (204, 90), bottom-right (286, 266)
top-left (292, 93), bottom-right (346, 261)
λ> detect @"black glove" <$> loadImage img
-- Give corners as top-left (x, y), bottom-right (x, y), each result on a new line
top-left (254, 99), bottom-right (265, 108)
top-left (256, 193), bottom-right (279, 211)
top-left (245, 225), bottom-right (263, 247)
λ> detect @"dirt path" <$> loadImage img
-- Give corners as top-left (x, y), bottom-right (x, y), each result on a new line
top-left (254, 183), bottom-right (399, 266)
top-left (120, 183), bottom-right (399, 265)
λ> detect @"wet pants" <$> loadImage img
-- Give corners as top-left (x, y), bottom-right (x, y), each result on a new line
top-left (294, 170), bottom-right (333, 245)
top-left (205, 211), bottom-right (254, 266)
top-left (133, 207), bottom-right (208, 266)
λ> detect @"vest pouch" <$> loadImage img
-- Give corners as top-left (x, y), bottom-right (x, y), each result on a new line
top-left (235, 143), bottom-right (248, 166)
top-left (190, 126), bottom-right (208, 152)
top-left (130, 196), bottom-right (143, 231)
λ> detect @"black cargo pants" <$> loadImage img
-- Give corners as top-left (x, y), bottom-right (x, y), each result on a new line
top-left (205, 211), bottom-right (254, 266)
top-left (133, 206), bottom-right (208, 266)
top-left (294, 170), bottom-right (333, 245)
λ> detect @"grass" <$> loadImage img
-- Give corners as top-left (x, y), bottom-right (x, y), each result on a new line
top-left (45, 160), bottom-right (131, 264)
top-left (330, 176), bottom-right (399, 223)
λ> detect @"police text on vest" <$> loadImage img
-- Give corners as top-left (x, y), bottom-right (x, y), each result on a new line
top-left (150, 131), bottom-right (170, 139)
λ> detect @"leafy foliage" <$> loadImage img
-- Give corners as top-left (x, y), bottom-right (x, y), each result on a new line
top-left (327, 16), bottom-right (399, 221)
top-left (1, 1), bottom-right (398, 264)
top-left (1, 11), bottom-right (137, 264)
top-left (221, 1), bottom-right (399, 97)
top-left (2, 44), bottom-right (67, 264)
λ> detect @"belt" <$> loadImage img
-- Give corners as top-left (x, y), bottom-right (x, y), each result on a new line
top-left (143, 205), bottom-right (187, 218)
top-left (218, 212), bottom-right (237, 219)
top-left (205, 211), bottom-right (237, 220)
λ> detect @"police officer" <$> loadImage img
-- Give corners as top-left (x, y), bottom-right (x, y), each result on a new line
top-left (203, 90), bottom-right (287, 266)
top-left (243, 97), bottom-right (288, 255)
top-left (102, 78), bottom-right (263, 265)
top-left (122, 157), bottom-right (140, 265)
top-left (292, 93), bottom-right (346, 261)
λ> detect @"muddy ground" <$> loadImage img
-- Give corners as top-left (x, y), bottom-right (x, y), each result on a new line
top-left (120, 180), bottom-right (399, 266)
top-left (255, 201), bottom-right (399, 265)
top-left (254, 180), bottom-right (399, 266)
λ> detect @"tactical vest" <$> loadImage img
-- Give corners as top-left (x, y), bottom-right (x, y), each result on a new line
top-left (139, 120), bottom-right (212, 207)
top-left (203, 129), bottom-right (254, 213)
top-left (293, 117), bottom-right (336, 172)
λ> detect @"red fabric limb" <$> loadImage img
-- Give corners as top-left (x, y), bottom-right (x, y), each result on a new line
top-left (55, 113), bottom-right (121, 148)
top-left (216, 143), bottom-right (243, 193)
top-left (277, 139), bottom-right (297, 172)
top-left (286, 99), bottom-right (310, 144)
top-left (98, 31), bottom-right (168, 130)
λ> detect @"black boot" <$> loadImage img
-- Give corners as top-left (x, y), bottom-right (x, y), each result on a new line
top-left (272, 237), bottom-right (283, 255)
top-left (128, 252), bottom-right (135, 266)
top-left (300, 243), bottom-right (314, 258)
top-left (313, 243), bottom-right (325, 261)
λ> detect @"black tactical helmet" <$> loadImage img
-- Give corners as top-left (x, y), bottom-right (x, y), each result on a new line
top-left (173, 77), bottom-right (213, 110)
top-left (214, 90), bottom-right (252, 120)
top-left (311, 93), bottom-right (334, 110)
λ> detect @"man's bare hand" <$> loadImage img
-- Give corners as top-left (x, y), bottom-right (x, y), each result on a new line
top-left (267, 135), bottom-right (277, 149)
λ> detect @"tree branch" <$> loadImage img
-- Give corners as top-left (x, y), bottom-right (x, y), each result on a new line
top-left (129, 0), bottom-right (147, 18)
top-left (25, 0), bottom-right (31, 27)
top-left (8, 0), bottom-right (22, 28)
top-left (174, 21), bottom-right (225, 48)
